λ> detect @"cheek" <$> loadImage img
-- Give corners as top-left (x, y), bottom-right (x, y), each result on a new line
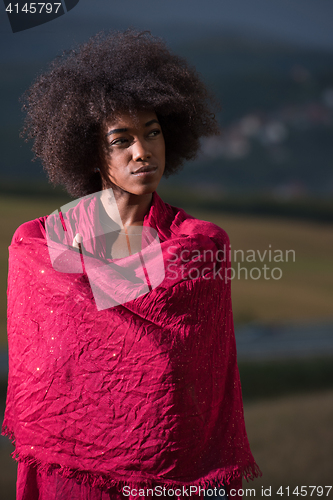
top-left (158, 139), bottom-right (166, 160)
top-left (106, 152), bottom-right (130, 174)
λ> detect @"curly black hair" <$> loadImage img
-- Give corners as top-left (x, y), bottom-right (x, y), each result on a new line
top-left (21, 30), bottom-right (220, 197)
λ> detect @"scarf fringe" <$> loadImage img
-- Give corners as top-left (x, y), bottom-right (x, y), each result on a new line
top-left (1, 422), bottom-right (15, 444)
top-left (2, 427), bottom-right (261, 492)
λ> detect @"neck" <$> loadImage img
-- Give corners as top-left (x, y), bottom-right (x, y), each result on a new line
top-left (100, 188), bottom-right (153, 227)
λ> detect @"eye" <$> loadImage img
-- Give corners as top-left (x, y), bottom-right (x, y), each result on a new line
top-left (110, 138), bottom-right (129, 147)
top-left (147, 129), bottom-right (161, 138)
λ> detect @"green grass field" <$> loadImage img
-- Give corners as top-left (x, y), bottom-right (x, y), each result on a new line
top-left (188, 206), bottom-right (333, 325)
top-left (1, 194), bottom-right (333, 345)
top-left (245, 389), bottom-right (333, 496)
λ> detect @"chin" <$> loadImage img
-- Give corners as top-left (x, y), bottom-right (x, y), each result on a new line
top-left (131, 182), bottom-right (160, 196)
top-left (132, 187), bottom-right (157, 197)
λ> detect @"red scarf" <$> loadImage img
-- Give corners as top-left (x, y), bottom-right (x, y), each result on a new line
top-left (2, 191), bottom-right (260, 490)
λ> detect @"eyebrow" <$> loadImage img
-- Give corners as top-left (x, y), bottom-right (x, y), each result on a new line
top-left (106, 119), bottom-right (160, 137)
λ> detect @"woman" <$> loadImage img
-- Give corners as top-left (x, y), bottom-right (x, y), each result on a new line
top-left (2, 30), bottom-right (261, 500)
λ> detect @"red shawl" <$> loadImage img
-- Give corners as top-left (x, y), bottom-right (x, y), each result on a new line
top-left (2, 191), bottom-right (260, 491)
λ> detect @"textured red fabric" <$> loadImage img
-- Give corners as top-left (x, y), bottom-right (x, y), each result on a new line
top-left (2, 191), bottom-right (260, 495)
top-left (16, 462), bottom-right (243, 500)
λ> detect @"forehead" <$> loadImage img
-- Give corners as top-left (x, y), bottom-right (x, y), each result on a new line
top-left (106, 110), bottom-right (158, 130)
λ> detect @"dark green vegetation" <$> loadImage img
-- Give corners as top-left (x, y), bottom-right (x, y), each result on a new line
top-left (159, 186), bottom-right (333, 224)
top-left (239, 357), bottom-right (333, 402)
top-left (1, 180), bottom-right (333, 224)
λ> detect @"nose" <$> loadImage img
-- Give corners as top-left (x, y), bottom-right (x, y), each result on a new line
top-left (132, 139), bottom-right (151, 161)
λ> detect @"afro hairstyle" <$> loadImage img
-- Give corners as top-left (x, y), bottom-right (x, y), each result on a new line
top-left (21, 29), bottom-right (220, 197)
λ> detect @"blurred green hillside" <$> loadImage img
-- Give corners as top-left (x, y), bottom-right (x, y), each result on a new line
top-left (2, 38), bottom-right (333, 195)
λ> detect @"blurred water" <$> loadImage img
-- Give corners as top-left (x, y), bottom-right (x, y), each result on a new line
top-left (235, 321), bottom-right (333, 360)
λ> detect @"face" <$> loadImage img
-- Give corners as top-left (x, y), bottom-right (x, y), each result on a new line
top-left (102, 110), bottom-right (165, 196)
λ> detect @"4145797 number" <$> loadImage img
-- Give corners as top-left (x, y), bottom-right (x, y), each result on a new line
top-left (5, 3), bottom-right (62, 14)
top-left (276, 486), bottom-right (332, 496)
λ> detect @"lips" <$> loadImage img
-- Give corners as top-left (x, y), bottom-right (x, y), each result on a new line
top-left (132, 165), bottom-right (158, 174)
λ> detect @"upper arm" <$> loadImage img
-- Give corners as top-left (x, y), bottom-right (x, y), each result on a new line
top-left (11, 218), bottom-right (46, 245)
top-left (178, 218), bottom-right (230, 249)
